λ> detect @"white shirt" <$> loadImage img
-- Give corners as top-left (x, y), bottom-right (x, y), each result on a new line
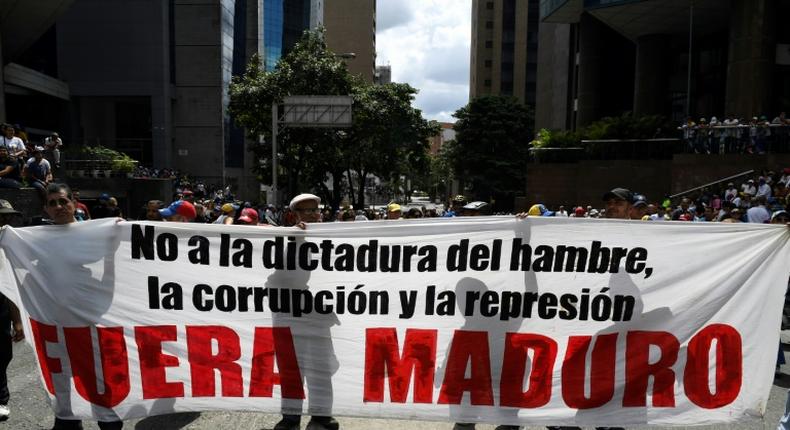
top-left (756, 183), bottom-right (772, 198)
top-left (741, 184), bottom-right (756, 196)
top-left (0, 136), bottom-right (24, 154)
top-left (746, 206), bottom-right (770, 223)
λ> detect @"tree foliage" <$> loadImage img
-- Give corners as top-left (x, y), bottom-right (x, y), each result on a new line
top-left (229, 29), bottom-right (438, 208)
top-left (449, 96), bottom-right (533, 205)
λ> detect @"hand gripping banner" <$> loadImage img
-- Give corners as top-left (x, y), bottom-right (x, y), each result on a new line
top-left (0, 217), bottom-right (788, 426)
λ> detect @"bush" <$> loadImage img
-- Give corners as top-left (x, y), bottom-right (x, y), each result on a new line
top-left (530, 128), bottom-right (583, 148)
top-left (72, 145), bottom-right (137, 172)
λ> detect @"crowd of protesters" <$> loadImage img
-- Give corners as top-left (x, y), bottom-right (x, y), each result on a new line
top-left (679, 112), bottom-right (790, 154)
top-left (536, 168), bottom-right (789, 225)
top-left (0, 159), bottom-right (788, 429)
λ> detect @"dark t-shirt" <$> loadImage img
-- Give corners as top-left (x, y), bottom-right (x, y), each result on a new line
top-left (0, 158), bottom-right (20, 181)
top-left (92, 204), bottom-right (112, 219)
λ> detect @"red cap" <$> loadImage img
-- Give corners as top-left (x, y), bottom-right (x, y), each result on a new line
top-left (238, 208), bottom-right (259, 224)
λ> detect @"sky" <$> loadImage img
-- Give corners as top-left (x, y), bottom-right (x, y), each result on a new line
top-left (376, 0), bottom-right (471, 123)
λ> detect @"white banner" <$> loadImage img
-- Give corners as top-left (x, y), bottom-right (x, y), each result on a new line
top-left (0, 217), bottom-right (788, 427)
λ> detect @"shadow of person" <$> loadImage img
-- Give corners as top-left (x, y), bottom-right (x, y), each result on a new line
top-left (265, 236), bottom-right (340, 427)
top-left (438, 276), bottom-right (525, 428)
top-left (4, 220), bottom-right (123, 423)
top-left (571, 270), bottom-right (674, 428)
top-left (132, 398), bottom-right (201, 430)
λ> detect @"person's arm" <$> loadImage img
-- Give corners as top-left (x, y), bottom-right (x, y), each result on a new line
top-left (9, 302), bottom-right (23, 342)
top-left (223, 215), bottom-right (234, 225)
top-left (0, 165), bottom-right (13, 178)
top-left (12, 142), bottom-right (26, 159)
top-left (21, 161), bottom-right (29, 179)
top-left (45, 164), bottom-right (53, 183)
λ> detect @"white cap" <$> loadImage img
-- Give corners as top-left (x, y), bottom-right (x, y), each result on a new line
top-left (289, 193), bottom-right (320, 210)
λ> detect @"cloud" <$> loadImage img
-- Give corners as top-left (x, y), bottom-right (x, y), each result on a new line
top-left (377, 0), bottom-right (471, 122)
top-left (376, 1), bottom-right (415, 31)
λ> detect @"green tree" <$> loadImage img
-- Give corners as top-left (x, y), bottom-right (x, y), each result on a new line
top-left (450, 96), bottom-right (533, 209)
top-left (344, 83), bottom-right (439, 207)
top-left (229, 28), bottom-right (437, 208)
top-left (229, 29), bottom-right (353, 207)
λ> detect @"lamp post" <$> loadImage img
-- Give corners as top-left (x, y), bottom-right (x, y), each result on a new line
top-left (686, 0), bottom-right (694, 117)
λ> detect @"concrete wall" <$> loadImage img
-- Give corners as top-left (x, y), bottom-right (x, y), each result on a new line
top-left (56, 0), bottom-right (173, 166)
top-left (323, 0), bottom-right (375, 82)
top-left (725, 0), bottom-right (776, 118)
top-left (526, 154), bottom-right (790, 207)
top-left (172, 0), bottom-right (225, 183)
top-left (535, 22), bottom-right (571, 130)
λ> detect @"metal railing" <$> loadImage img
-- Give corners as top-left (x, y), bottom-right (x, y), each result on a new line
top-left (669, 170), bottom-right (755, 199)
top-left (677, 124), bottom-right (790, 154)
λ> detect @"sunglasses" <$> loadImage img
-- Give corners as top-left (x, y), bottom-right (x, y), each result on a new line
top-left (46, 198), bottom-right (71, 208)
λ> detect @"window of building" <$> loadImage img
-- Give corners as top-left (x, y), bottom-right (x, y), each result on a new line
top-left (484, 79), bottom-right (492, 87)
top-left (485, 21), bottom-right (493, 29)
top-left (484, 60), bottom-right (492, 68)
top-left (485, 40), bottom-right (493, 48)
top-left (486, 1), bottom-right (494, 9)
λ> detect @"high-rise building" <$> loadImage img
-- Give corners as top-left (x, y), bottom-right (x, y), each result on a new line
top-left (6, 0), bottom-right (377, 202)
top-left (260, 0), bottom-right (375, 82)
top-left (470, 0), bottom-right (540, 108)
top-left (53, 0), bottom-right (262, 198)
top-left (374, 65), bottom-right (391, 85)
top-left (262, 0), bottom-right (323, 71)
top-left (536, 0), bottom-right (790, 131)
top-left (323, 0), bottom-right (376, 82)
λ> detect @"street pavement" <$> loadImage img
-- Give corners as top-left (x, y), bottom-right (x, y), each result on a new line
top-left (5, 333), bottom-right (790, 430)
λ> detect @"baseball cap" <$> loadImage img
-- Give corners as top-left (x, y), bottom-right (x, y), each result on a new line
top-left (603, 188), bottom-right (634, 202)
top-left (0, 199), bottom-right (20, 215)
top-left (574, 207), bottom-right (585, 216)
top-left (772, 210), bottom-right (789, 222)
top-left (99, 193), bottom-right (110, 201)
top-left (387, 203), bottom-right (402, 212)
top-left (33, 146), bottom-right (44, 153)
top-left (238, 208), bottom-right (259, 224)
top-left (632, 194), bottom-right (647, 207)
top-left (221, 203), bottom-right (239, 214)
top-left (289, 193), bottom-right (321, 210)
top-left (527, 204), bottom-right (554, 217)
top-left (159, 200), bottom-right (196, 220)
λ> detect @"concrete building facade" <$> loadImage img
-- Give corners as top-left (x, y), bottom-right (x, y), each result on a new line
top-left (374, 65), bottom-right (391, 85)
top-left (323, 0), bottom-right (376, 82)
top-left (5, 0), bottom-right (377, 201)
top-left (470, 0), bottom-right (540, 108)
top-left (0, 0), bottom-right (74, 137)
top-left (52, 0), bottom-right (262, 198)
top-left (536, 0), bottom-right (790, 131)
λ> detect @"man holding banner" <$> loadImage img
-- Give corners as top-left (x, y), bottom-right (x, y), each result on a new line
top-left (41, 183), bottom-right (124, 430)
top-left (274, 192), bottom-right (340, 430)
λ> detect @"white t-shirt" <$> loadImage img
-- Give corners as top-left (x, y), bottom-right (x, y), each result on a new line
top-left (741, 184), bottom-right (756, 196)
top-left (0, 136), bottom-right (24, 154)
top-left (746, 206), bottom-right (770, 223)
top-left (756, 183), bottom-right (772, 198)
